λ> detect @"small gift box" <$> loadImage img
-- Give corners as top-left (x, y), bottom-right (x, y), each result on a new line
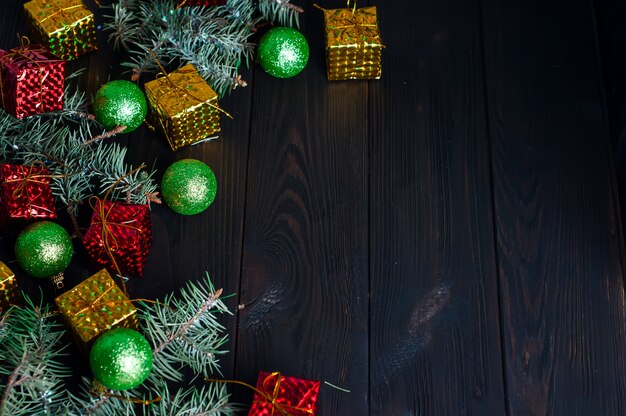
top-left (0, 44), bottom-right (65, 118)
top-left (248, 371), bottom-right (320, 416)
top-left (83, 199), bottom-right (152, 278)
top-left (144, 64), bottom-right (224, 151)
top-left (0, 163), bottom-right (57, 222)
top-left (55, 268), bottom-right (138, 348)
top-left (178, 0), bottom-right (227, 6)
top-left (319, 5), bottom-right (383, 80)
top-left (0, 261), bottom-right (21, 313)
top-left (23, 0), bottom-right (97, 61)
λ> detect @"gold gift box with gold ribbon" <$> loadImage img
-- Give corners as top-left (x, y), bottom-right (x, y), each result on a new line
top-left (145, 64), bottom-right (222, 151)
top-left (23, 0), bottom-right (97, 61)
top-left (55, 269), bottom-right (138, 349)
top-left (0, 261), bottom-right (20, 312)
top-left (320, 6), bottom-right (383, 80)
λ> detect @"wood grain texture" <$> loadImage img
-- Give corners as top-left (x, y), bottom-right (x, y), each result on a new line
top-left (481, 0), bottom-right (626, 414)
top-left (367, 0), bottom-right (507, 414)
top-left (235, 1), bottom-right (370, 413)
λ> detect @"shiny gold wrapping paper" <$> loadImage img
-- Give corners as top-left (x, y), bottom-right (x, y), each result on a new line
top-left (144, 64), bottom-right (221, 151)
top-left (55, 269), bottom-right (138, 348)
top-left (0, 261), bottom-right (20, 312)
top-left (321, 6), bottom-right (383, 80)
top-left (23, 0), bottom-right (97, 61)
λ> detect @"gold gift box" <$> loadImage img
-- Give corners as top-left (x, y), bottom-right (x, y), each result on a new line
top-left (145, 64), bottom-right (222, 151)
top-left (0, 261), bottom-right (20, 312)
top-left (321, 6), bottom-right (383, 80)
top-left (55, 269), bottom-right (137, 349)
top-left (24, 0), bottom-right (97, 61)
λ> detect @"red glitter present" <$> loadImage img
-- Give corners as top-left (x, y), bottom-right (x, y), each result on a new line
top-left (83, 199), bottom-right (152, 278)
top-left (0, 44), bottom-right (65, 118)
top-left (178, 0), bottom-right (226, 6)
top-left (0, 163), bottom-right (57, 222)
top-left (248, 371), bottom-right (320, 416)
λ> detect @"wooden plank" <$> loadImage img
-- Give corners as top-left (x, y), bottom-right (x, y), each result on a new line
top-left (593, 0), bottom-right (626, 239)
top-left (481, 0), bottom-right (626, 413)
top-left (368, 0), bottom-right (507, 414)
top-left (234, 2), bottom-right (370, 413)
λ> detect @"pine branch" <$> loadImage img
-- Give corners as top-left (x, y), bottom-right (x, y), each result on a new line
top-left (0, 298), bottom-right (70, 416)
top-left (105, 0), bottom-right (301, 96)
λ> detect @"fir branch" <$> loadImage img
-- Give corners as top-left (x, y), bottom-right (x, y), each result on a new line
top-left (105, 0), bottom-right (300, 96)
top-left (0, 298), bottom-right (70, 416)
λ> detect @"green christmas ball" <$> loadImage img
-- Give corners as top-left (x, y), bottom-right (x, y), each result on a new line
top-left (257, 27), bottom-right (309, 78)
top-left (15, 221), bottom-right (73, 279)
top-left (89, 328), bottom-right (153, 391)
top-left (161, 159), bottom-right (217, 215)
top-left (93, 80), bottom-right (147, 133)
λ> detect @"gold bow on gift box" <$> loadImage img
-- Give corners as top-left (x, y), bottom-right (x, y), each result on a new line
top-left (23, 0), bottom-right (97, 61)
top-left (315, 3), bottom-right (384, 80)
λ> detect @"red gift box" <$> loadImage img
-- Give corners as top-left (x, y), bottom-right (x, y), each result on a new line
top-left (0, 163), bottom-right (57, 222)
top-left (0, 44), bottom-right (65, 118)
top-left (248, 371), bottom-right (320, 416)
top-left (83, 199), bottom-right (152, 278)
top-left (178, 0), bottom-right (226, 6)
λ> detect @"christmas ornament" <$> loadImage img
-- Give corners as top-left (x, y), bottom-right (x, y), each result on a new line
top-left (315, 4), bottom-right (383, 80)
top-left (248, 371), bottom-right (320, 416)
top-left (161, 159), bottom-right (217, 215)
top-left (145, 64), bottom-right (225, 151)
top-left (0, 163), bottom-right (57, 223)
top-left (23, 0), bottom-right (97, 61)
top-left (55, 269), bottom-right (138, 350)
top-left (93, 80), bottom-right (147, 133)
top-left (257, 27), bottom-right (309, 78)
top-left (83, 199), bottom-right (152, 278)
top-left (14, 221), bottom-right (73, 279)
top-left (89, 328), bottom-right (153, 390)
top-left (0, 44), bottom-right (65, 118)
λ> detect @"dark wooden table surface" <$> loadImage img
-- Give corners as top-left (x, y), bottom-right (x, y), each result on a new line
top-left (4, 0), bottom-right (626, 414)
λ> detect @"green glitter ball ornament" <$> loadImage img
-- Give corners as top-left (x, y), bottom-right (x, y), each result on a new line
top-left (93, 80), bottom-right (147, 133)
top-left (257, 27), bottom-right (309, 78)
top-left (89, 328), bottom-right (153, 391)
top-left (15, 221), bottom-right (73, 279)
top-left (161, 159), bottom-right (217, 215)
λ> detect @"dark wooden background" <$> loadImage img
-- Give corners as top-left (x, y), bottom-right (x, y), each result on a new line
top-left (3, 0), bottom-right (626, 414)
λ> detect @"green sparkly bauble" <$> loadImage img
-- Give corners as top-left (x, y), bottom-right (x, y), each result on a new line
top-left (258, 27), bottom-right (309, 78)
top-left (15, 221), bottom-right (73, 279)
top-left (89, 328), bottom-right (153, 391)
top-left (93, 80), bottom-right (147, 133)
top-left (161, 159), bottom-right (217, 216)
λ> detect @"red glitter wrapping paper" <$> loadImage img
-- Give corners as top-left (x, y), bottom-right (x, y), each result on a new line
top-left (248, 371), bottom-right (320, 416)
top-left (83, 199), bottom-right (152, 278)
top-left (178, 0), bottom-right (226, 6)
top-left (0, 163), bottom-right (57, 222)
top-left (0, 44), bottom-right (64, 118)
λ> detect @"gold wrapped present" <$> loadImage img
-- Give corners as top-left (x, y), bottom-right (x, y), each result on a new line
top-left (145, 64), bottom-right (225, 151)
top-left (55, 269), bottom-right (137, 348)
top-left (0, 261), bottom-right (20, 312)
top-left (23, 0), bottom-right (97, 61)
top-left (317, 5), bottom-right (383, 80)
